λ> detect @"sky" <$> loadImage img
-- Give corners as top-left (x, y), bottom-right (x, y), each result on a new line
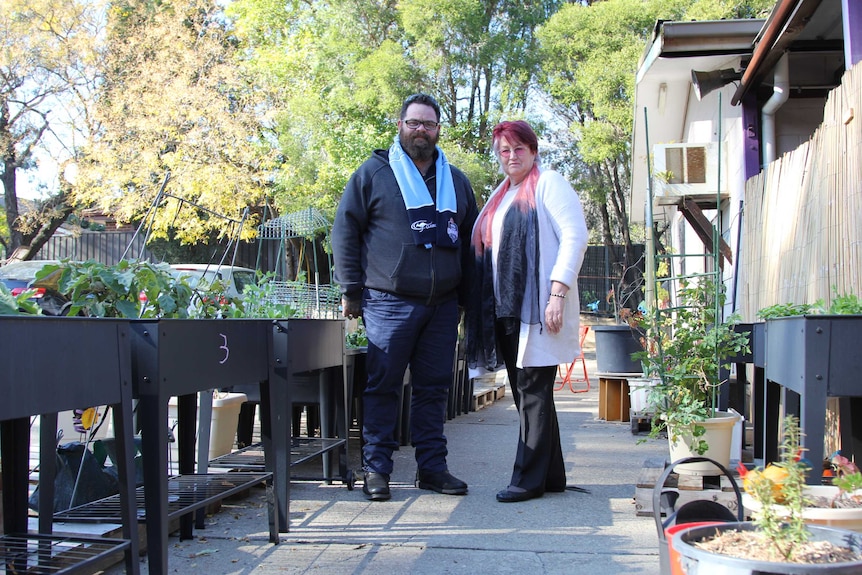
top-left (17, 153), bottom-right (62, 200)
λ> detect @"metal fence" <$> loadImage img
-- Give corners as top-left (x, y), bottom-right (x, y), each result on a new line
top-left (35, 231), bottom-right (269, 270)
top-left (35, 231), bottom-right (155, 264)
top-left (577, 244), bottom-right (645, 316)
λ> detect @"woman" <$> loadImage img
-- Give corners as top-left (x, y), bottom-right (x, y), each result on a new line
top-left (466, 120), bottom-right (588, 502)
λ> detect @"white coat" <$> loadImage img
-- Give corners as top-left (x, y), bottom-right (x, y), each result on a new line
top-left (515, 169), bottom-right (588, 368)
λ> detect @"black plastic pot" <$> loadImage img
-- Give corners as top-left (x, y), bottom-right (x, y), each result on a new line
top-left (592, 324), bottom-right (644, 374)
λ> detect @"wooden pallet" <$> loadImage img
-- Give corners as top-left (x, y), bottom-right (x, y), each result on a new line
top-left (630, 409), bottom-right (653, 434)
top-left (472, 383), bottom-right (505, 411)
top-left (634, 457), bottom-right (742, 517)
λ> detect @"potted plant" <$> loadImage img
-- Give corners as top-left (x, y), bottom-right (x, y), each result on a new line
top-left (636, 277), bottom-right (750, 474)
top-left (740, 453), bottom-right (862, 534)
top-left (673, 416), bottom-right (862, 573)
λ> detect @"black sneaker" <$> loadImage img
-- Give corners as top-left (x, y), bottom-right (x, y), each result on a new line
top-left (363, 471), bottom-right (391, 501)
top-left (415, 470), bottom-right (468, 495)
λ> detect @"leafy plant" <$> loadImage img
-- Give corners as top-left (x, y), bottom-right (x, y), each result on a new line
top-left (0, 282), bottom-right (42, 315)
top-left (224, 272), bottom-right (298, 319)
top-left (634, 277), bottom-right (750, 454)
top-left (746, 416), bottom-right (810, 561)
top-left (345, 317), bottom-right (367, 348)
top-left (46, 260), bottom-right (198, 318)
top-left (830, 454), bottom-right (862, 505)
top-left (756, 302), bottom-right (822, 319)
top-left (654, 169), bottom-right (675, 183)
top-left (827, 291), bottom-right (862, 315)
top-left (757, 288), bottom-right (862, 319)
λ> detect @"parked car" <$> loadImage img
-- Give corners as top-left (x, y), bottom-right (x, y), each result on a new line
top-left (0, 259), bottom-right (71, 315)
top-left (169, 264), bottom-right (258, 300)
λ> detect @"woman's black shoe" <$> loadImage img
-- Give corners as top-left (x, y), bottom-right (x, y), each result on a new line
top-left (496, 488), bottom-right (543, 503)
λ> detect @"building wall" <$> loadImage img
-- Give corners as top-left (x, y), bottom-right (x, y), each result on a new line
top-left (775, 97), bottom-right (828, 156)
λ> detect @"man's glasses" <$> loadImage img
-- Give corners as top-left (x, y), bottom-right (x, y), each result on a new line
top-left (403, 119), bottom-right (440, 131)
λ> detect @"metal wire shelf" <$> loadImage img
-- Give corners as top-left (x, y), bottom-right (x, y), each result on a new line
top-left (258, 208), bottom-right (331, 240)
top-left (209, 438), bottom-right (346, 471)
top-left (0, 533), bottom-right (130, 575)
top-left (52, 473), bottom-right (271, 524)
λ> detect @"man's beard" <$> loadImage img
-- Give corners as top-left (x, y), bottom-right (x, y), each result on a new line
top-left (399, 129), bottom-right (438, 163)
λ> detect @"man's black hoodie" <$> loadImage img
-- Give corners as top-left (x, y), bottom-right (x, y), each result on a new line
top-left (332, 148), bottom-right (478, 307)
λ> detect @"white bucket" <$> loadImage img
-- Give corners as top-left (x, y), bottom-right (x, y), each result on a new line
top-left (628, 377), bottom-right (659, 413)
top-left (167, 391), bottom-right (247, 472)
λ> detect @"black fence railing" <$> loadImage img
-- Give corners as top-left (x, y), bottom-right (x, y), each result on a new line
top-left (577, 244), bottom-right (645, 317)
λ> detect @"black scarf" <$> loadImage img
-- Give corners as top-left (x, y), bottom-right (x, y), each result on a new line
top-left (466, 166), bottom-right (542, 371)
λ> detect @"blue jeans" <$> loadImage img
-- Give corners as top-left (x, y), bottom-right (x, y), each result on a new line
top-left (361, 289), bottom-right (458, 476)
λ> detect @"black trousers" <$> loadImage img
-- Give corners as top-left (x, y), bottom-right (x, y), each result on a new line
top-left (496, 320), bottom-right (567, 492)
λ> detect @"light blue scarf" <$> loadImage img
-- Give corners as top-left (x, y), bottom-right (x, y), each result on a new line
top-left (389, 136), bottom-right (459, 249)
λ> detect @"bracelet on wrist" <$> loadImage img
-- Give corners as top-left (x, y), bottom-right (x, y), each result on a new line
top-left (549, 292), bottom-right (567, 299)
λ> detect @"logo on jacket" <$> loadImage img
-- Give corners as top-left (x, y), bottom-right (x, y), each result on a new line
top-left (411, 220), bottom-right (436, 232)
top-left (447, 218), bottom-right (458, 243)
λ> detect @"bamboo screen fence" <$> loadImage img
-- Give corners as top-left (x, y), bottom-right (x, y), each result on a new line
top-left (741, 61), bottom-right (862, 318)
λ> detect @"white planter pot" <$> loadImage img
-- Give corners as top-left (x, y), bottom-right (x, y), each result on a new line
top-left (668, 410), bottom-right (741, 476)
top-left (673, 521), bottom-right (862, 574)
top-left (628, 377), bottom-right (659, 413)
top-left (742, 485), bottom-right (862, 533)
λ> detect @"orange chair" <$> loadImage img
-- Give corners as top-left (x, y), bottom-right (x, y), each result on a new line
top-left (555, 325), bottom-right (590, 393)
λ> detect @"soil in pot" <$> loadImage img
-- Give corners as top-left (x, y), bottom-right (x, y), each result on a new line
top-left (676, 522), bottom-right (862, 573)
top-left (694, 526), bottom-right (862, 564)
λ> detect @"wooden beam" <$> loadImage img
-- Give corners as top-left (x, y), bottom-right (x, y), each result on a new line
top-left (681, 198), bottom-right (733, 266)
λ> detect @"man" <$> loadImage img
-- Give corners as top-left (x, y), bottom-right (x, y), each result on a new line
top-left (332, 93), bottom-right (479, 501)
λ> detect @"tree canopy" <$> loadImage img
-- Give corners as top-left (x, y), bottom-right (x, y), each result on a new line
top-left (1, 0), bottom-right (777, 259)
top-left (73, 0), bottom-right (278, 244)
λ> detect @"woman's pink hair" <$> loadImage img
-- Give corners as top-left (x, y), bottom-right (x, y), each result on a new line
top-left (492, 120), bottom-right (539, 155)
top-left (472, 120), bottom-right (541, 254)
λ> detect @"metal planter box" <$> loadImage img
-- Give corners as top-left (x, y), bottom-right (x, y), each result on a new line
top-left (763, 315), bottom-right (862, 482)
top-left (129, 318), bottom-right (273, 575)
top-left (267, 318), bottom-right (346, 531)
top-left (0, 316), bottom-right (140, 574)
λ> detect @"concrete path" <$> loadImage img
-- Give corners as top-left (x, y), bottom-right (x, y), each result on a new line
top-left (98, 333), bottom-right (669, 575)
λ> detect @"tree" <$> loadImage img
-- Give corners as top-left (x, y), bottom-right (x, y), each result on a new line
top-left (228, 0), bottom-right (565, 213)
top-left (227, 0), bottom-right (414, 219)
top-left (0, 0), bottom-right (103, 260)
top-left (73, 0), bottom-right (279, 246)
